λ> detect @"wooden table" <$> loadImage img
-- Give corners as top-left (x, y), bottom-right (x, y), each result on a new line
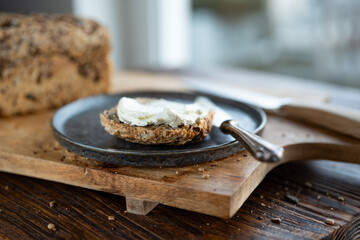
top-left (0, 70), bottom-right (359, 239)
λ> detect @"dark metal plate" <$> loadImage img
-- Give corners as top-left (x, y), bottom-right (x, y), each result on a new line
top-left (52, 91), bottom-right (266, 166)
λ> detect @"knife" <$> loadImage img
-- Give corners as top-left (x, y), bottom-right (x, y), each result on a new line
top-left (211, 101), bottom-right (283, 163)
top-left (187, 78), bottom-right (360, 139)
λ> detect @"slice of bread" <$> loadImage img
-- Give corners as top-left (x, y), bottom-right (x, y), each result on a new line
top-left (100, 106), bottom-right (214, 145)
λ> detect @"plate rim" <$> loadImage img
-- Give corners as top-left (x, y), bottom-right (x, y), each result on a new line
top-left (51, 91), bottom-right (267, 164)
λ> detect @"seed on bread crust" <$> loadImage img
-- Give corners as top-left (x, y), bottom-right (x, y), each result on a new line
top-left (100, 106), bottom-right (214, 145)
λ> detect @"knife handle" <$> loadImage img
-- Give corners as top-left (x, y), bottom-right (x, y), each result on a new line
top-left (280, 102), bottom-right (360, 139)
top-left (220, 120), bottom-right (283, 163)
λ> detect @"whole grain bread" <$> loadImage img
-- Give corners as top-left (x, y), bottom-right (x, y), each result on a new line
top-left (100, 106), bottom-right (214, 145)
top-left (0, 13), bottom-right (111, 116)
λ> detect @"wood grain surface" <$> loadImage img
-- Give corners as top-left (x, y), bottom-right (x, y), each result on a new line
top-left (0, 71), bottom-right (359, 239)
top-left (0, 104), bottom-right (359, 219)
top-left (0, 161), bottom-right (359, 239)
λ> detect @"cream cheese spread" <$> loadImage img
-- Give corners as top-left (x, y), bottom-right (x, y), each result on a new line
top-left (116, 97), bottom-right (213, 128)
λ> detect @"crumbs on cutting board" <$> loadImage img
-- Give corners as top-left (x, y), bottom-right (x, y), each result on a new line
top-left (201, 174), bottom-right (210, 179)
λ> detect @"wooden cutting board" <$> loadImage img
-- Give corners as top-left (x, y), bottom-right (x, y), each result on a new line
top-left (0, 105), bottom-right (359, 218)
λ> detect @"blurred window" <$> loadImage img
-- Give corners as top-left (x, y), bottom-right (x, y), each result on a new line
top-left (1, 0), bottom-right (359, 88)
top-left (192, 0), bottom-right (360, 87)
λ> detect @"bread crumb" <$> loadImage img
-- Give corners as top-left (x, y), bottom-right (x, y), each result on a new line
top-left (108, 215), bottom-right (115, 221)
top-left (4, 185), bottom-right (9, 191)
top-left (324, 219), bottom-right (335, 225)
top-left (49, 201), bottom-right (56, 208)
top-left (260, 195), bottom-right (264, 199)
top-left (337, 196), bottom-right (344, 202)
top-left (123, 210), bottom-right (128, 214)
top-left (258, 216), bottom-right (263, 220)
top-left (330, 207), bottom-right (334, 211)
top-left (317, 195), bottom-right (322, 200)
top-left (175, 171), bottom-right (179, 175)
top-left (261, 203), bottom-right (266, 206)
top-left (206, 223), bottom-right (210, 226)
top-left (201, 174), bottom-right (210, 179)
top-left (271, 218), bottom-right (281, 224)
top-left (198, 167), bottom-right (205, 172)
top-left (304, 182), bottom-right (312, 188)
top-left (47, 223), bottom-right (56, 230)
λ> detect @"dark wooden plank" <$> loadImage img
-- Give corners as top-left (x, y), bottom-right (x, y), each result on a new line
top-left (0, 160), bottom-right (359, 239)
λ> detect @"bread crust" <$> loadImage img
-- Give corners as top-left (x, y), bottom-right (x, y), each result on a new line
top-left (0, 13), bottom-right (111, 116)
top-left (0, 13), bottom-right (111, 62)
top-left (100, 107), bottom-right (214, 145)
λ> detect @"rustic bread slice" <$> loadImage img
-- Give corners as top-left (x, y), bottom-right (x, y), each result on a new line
top-left (100, 106), bottom-right (214, 145)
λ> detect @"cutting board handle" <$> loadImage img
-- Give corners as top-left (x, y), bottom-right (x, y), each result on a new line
top-left (284, 143), bottom-right (360, 165)
top-left (280, 102), bottom-right (360, 139)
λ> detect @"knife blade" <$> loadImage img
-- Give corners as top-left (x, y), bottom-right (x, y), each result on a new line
top-left (188, 79), bottom-right (291, 110)
top-left (186, 78), bottom-right (360, 139)
top-left (209, 99), bottom-right (283, 163)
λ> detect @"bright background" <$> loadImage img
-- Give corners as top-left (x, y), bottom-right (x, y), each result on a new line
top-left (1, 0), bottom-right (360, 87)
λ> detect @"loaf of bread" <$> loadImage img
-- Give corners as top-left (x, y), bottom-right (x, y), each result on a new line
top-left (0, 13), bottom-right (111, 116)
